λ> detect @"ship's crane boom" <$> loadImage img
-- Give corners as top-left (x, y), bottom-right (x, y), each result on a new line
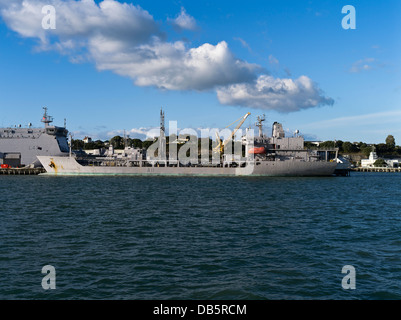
top-left (214, 112), bottom-right (251, 153)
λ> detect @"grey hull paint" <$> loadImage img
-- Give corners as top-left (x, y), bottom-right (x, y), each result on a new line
top-left (37, 156), bottom-right (337, 177)
top-left (0, 127), bottom-right (69, 167)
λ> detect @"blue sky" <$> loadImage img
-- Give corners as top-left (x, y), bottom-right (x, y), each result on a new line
top-left (0, 0), bottom-right (400, 143)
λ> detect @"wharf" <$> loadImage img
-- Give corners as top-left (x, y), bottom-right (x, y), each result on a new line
top-left (352, 167), bottom-right (401, 173)
top-left (0, 168), bottom-right (46, 175)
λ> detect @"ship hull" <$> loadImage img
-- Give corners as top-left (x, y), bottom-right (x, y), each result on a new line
top-left (0, 126), bottom-right (69, 167)
top-left (0, 136), bottom-right (68, 167)
top-left (37, 156), bottom-right (337, 177)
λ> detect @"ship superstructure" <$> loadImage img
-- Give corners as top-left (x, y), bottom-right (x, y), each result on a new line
top-left (0, 108), bottom-right (69, 167)
top-left (37, 110), bottom-right (338, 176)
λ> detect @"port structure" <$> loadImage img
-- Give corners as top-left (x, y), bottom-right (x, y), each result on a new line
top-left (214, 112), bottom-right (251, 154)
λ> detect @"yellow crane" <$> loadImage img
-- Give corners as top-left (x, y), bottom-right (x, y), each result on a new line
top-left (214, 112), bottom-right (251, 154)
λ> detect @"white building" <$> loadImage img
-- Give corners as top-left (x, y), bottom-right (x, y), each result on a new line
top-left (386, 159), bottom-right (400, 168)
top-left (83, 136), bottom-right (92, 144)
top-left (361, 151), bottom-right (400, 168)
top-left (360, 151), bottom-right (378, 167)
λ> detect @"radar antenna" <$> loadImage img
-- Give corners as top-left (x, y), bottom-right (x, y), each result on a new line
top-left (41, 107), bottom-right (54, 127)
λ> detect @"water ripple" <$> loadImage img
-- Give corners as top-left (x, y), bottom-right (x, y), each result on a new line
top-left (1, 173), bottom-right (400, 299)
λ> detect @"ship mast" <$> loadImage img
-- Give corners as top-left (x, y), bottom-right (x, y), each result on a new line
top-left (160, 107), bottom-right (165, 133)
top-left (159, 107), bottom-right (166, 162)
top-left (69, 133), bottom-right (73, 157)
top-left (255, 114), bottom-right (265, 138)
top-left (41, 107), bottom-right (54, 127)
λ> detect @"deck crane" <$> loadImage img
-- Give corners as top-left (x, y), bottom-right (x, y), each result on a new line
top-left (214, 112), bottom-right (251, 154)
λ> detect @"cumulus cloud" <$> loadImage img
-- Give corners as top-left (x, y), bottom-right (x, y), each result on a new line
top-left (1, 0), bottom-right (161, 53)
top-left (0, 0), bottom-right (256, 91)
top-left (168, 7), bottom-right (197, 32)
top-left (92, 39), bottom-right (259, 90)
top-left (0, 0), bottom-right (334, 112)
top-left (216, 75), bottom-right (334, 112)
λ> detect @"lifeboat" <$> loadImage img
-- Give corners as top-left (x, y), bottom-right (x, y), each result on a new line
top-left (248, 147), bottom-right (266, 154)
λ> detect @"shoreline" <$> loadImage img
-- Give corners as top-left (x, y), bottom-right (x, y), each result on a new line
top-left (352, 167), bottom-right (401, 173)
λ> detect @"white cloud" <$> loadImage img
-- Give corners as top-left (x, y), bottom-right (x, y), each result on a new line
top-left (233, 37), bottom-right (252, 52)
top-left (168, 7), bottom-right (197, 31)
top-left (0, 0), bottom-right (334, 113)
top-left (305, 110), bottom-right (401, 129)
top-left (1, 0), bottom-right (256, 91)
top-left (216, 75), bottom-right (334, 112)
top-left (0, 0), bottom-right (161, 56)
top-left (268, 54), bottom-right (279, 65)
top-left (349, 58), bottom-right (384, 73)
top-left (92, 39), bottom-right (259, 90)
top-left (107, 127), bottom-right (158, 140)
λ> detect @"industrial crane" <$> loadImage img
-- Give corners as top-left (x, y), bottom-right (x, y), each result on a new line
top-left (214, 112), bottom-right (251, 154)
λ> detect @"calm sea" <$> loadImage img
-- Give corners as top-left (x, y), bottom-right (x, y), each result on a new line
top-left (1, 172), bottom-right (401, 300)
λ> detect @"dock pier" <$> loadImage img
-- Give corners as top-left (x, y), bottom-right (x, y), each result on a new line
top-left (352, 167), bottom-right (401, 173)
top-left (0, 168), bottom-right (46, 175)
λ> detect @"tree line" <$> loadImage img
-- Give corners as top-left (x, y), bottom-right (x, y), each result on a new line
top-left (71, 135), bottom-right (217, 154)
top-left (72, 134), bottom-right (400, 158)
top-left (71, 136), bottom-right (153, 151)
top-left (304, 135), bottom-right (400, 157)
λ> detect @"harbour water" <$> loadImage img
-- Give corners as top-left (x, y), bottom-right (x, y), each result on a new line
top-left (1, 172), bottom-right (401, 300)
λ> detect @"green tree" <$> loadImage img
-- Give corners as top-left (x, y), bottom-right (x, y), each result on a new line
top-left (304, 141), bottom-right (317, 149)
top-left (83, 140), bottom-right (105, 150)
top-left (374, 158), bottom-right (387, 167)
top-left (358, 142), bottom-right (367, 149)
top-left (142, 139), bottom-right (155, 150)
top-left (335, 140), bottom-right (344, 152)
top-left (385, 135), bottom-right (396, 151)
top-left (83, 141), bottom-right (95, 150)
top-left (319, 141), bottom-right (335, 149)
top-left (110, 135), bottom-right (124, 149)
top-left (71, 139), bottom-right (84, 150)
top-left (376, 143), bottom-right (391, 155)
top-left (361, 146), bottom-right (373, 157)
top-left (94, 140), bottom-right (106, 149)
top-left (342, 141), bottom-right (358, 153)
top-left (129, 138), bottom-right (143, 149)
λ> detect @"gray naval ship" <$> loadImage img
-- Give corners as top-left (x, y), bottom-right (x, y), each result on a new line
top-left (37, 110), bottom-right (339, 176)
top-left (0, 108), bottom-right (69, 167)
